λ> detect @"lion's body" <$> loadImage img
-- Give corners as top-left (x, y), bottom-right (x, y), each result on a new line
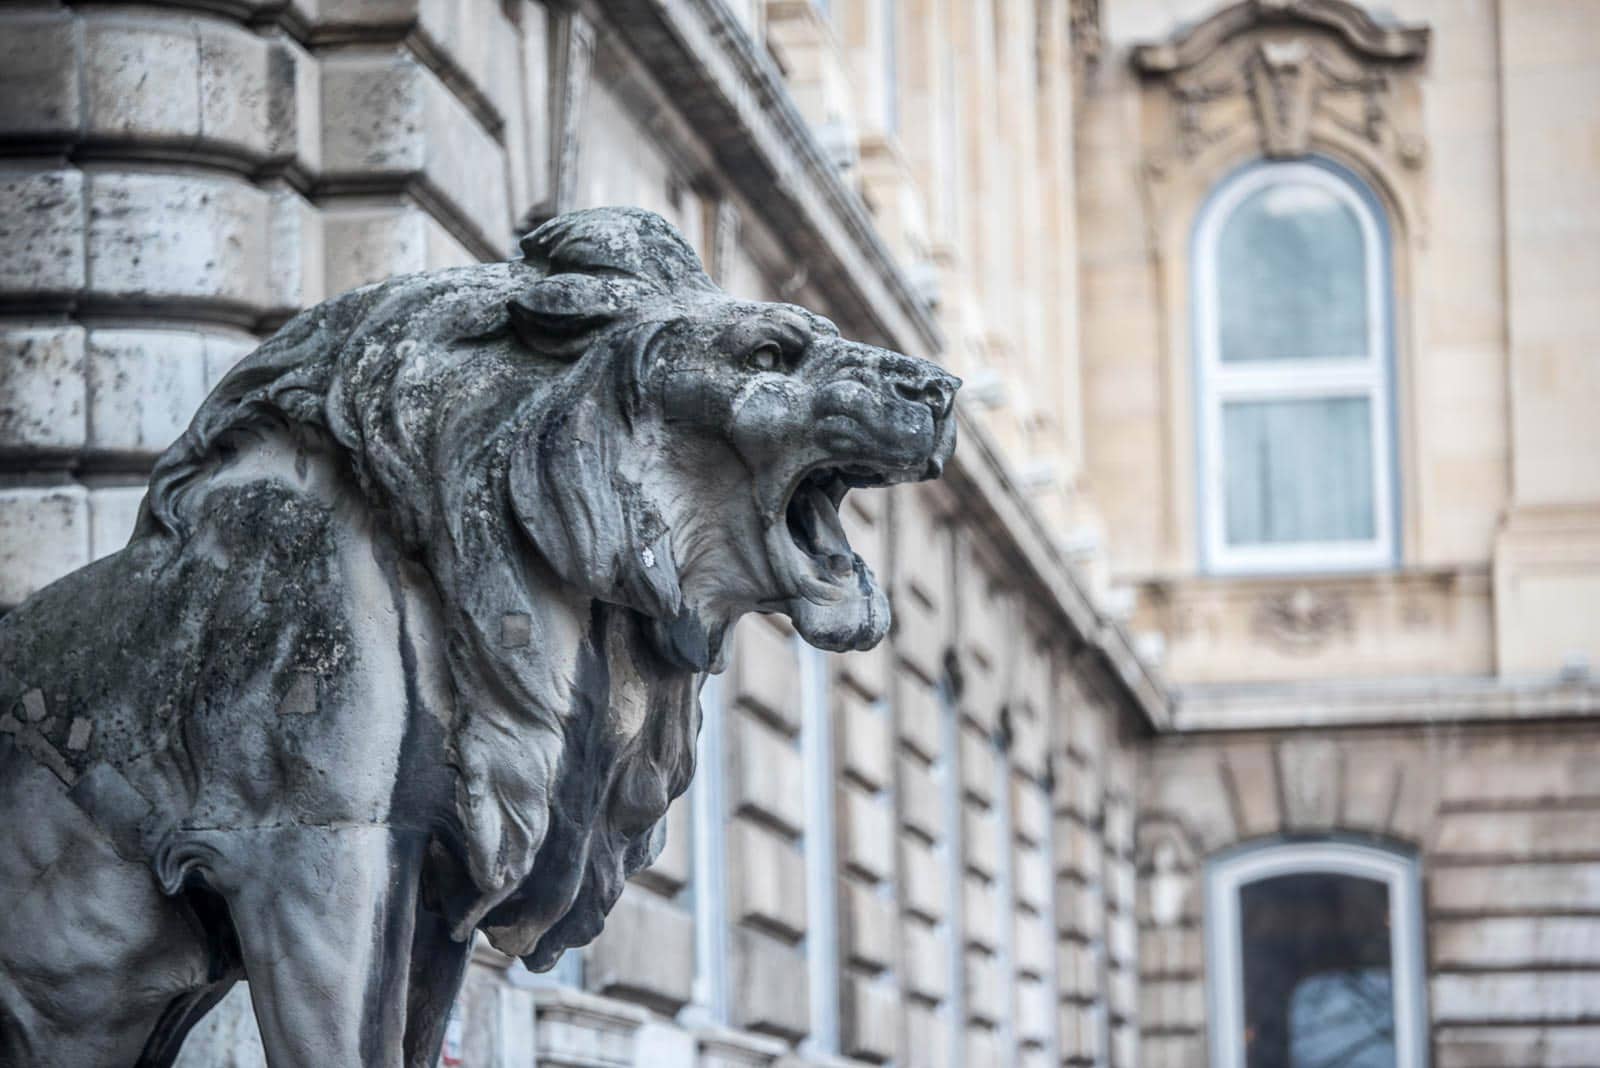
top-left (0, 433), bottom-right (468, 1064)
top-left (0, 208), bottom-right (956, 1066)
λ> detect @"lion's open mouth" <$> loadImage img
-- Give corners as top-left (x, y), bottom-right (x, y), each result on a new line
top-left (769, 461), bottom-right (906, 608)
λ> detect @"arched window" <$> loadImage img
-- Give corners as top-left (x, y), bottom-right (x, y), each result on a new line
top-left (1206, 840), bottom-right (1428, 1068)
top-left (1195, 160), bottom-right (1397, 573)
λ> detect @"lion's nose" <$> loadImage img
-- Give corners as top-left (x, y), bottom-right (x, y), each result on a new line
top-left (894, 371), bottom-right (958, 419)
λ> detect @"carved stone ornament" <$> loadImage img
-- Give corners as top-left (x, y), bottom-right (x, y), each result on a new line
top-left (1131, 0), bottom-right (1429, 163)
top-left (1252, 585), bottom-right (1353, 654)
top-left (0, 208), bottom-right (958, 1065)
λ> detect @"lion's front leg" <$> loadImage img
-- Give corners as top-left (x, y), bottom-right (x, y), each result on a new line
top-left (202, 825), bottom-right (428, 1068)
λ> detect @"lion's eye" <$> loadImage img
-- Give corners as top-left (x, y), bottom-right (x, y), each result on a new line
top-left (747, 341), bottom-right (783, 372)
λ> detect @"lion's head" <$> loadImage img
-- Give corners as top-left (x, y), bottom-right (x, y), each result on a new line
top-left (140, 207), bottom-right (957, 966)
top-left (506, 209), bottom-right (959, 663)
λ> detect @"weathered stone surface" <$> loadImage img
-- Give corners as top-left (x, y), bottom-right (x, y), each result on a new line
top-left (729, 929), bottom-right (812, 1040)
top-left (902, 919), bottom-right (950, 1002)
top-left (839, 784), bottom-right (894, 882)
top-left (840, 878), bottom-right (895, 971)
top-left (584, 889), bottom-right (696, 1010)
top-left (321, 203), bottom-right (477, 295)
top-left (841, 974), bottom-right (901, 1061)
top-left (0, 326), bottom-right (86, 453)
top-left (900, 835), bottom-right (947, 922)
top-left (0, 207), bottom-right (958, 1064)
top-left (85, 329), bottom-right (208, 457)
top-left (0, 10), bottom-right (79, 140)
top-left (836, 686), bottom-right (891, 790)
top-left (87, 171), bottom-right (270, 309)
top-left (320, 50), bottom-right (510, 249)
top-left (729, 822), bottom-right (807, 941)
top-left (0, 168), bottom-right (85, 298)
top-left (0, 484), bottom-right (89, 606)
top-left (730, 712), bottom-right (807, 837)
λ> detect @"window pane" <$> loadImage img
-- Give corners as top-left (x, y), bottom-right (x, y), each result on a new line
top-left (1218, 181), bottom-right (1368, 362)
top-left (1240, 873), bottom-right (1396, 1068)
top-left (1223, 397), bottom-right (1376, 546)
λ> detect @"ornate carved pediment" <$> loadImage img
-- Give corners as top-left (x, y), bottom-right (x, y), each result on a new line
top-left (1132, 0), bottom-right (1428, 163)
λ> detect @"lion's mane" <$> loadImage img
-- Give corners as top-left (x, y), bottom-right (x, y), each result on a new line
top-left (139, 210), bottom-right (724, 966)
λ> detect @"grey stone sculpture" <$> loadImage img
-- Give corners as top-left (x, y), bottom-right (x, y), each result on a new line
top-left (0, 208), bottom-right (958, 1066)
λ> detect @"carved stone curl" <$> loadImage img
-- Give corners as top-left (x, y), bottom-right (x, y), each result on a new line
top-left (1132, 0), bottom-right (1429, 164)
top-left (0, 208), bottom-right (958, 1066)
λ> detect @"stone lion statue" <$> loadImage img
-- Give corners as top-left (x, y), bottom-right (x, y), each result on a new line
top-left (0, 208), bottom-right (958, 1066)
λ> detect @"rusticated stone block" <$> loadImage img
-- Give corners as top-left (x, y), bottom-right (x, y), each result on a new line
top-left (965, 1026), bottom-right (1003, 1068)
top-left (321, 204), bottom-right (476, 295)
top-left (899, 835), bottom-right (946, 922)
top-left (86, 329), bottom-right (207, 458)
top-left (1436, 1025), bottom-right (1600, 1068)
top-left (202, 332), bottom-right (259, 391)
top-left (1222, 742), bottom-right (1281, 839)
top-left (730, 927), bottom-right (811, 1040)
top-left (198, 23), bottom-right (320, 172)
top-left (1015, 976), bottom-right (1052, 1044)
top-left (0, 484), bottom-right (90, 607)
top-left (903, 1002), bottom-right (951, 1068)
top-left (1014, 847), bottom-right (1050, 913)
top-left (319, 50), bottom-right (509, 251)
top-left (896, 670), bottom-right (942, 761)
top-left (959, 725), bottom-right (997, 805)
top-left (729, 711), bottom-right (805, 837)
top-left (84, 16), bottom-right (200, 143)
top-left (898, 752), bottom-right (942, 840)
top-left (729, 822), bottom-right (807, 941)
top-left (902, 918), bottom-right (950, 1002)
top-left (0, 168), bottom-right (85, 297)
top-left (731, 614), bottom-right (801, 734)
top-left (962, 875), bottom-right (1000, 951)
top-left (1432, 971), bottom-right (1600, 1024)
top-left (89, 484), bottom-right (148, 561)
top-left (839, 784), bottom-right (894, 882)
top-left (0, 326), bottom-right (86, 453)
top-left (836, 687), bottom-right (890, 790)
top-left (0, 10), bottom-right (79, 140)
top-left (268, 188), bottom-right (326, 314)
top-left (87, 171), bottom-right (270, 310)
top-left (841, 878), bottom-right (894, 971)
top-left (1012, 911), bottom-right (1050, 978)
top-left (962, 803), bottom-right (999, 878)
top-left (963, 948), bottom-right (1002, 1024)
top-left (583, 888), bottom-right (695, 1011)
top-left (841, 975), bottom-right (901, 1061)
top-left (1011, 778), bottom-right (1049, 848)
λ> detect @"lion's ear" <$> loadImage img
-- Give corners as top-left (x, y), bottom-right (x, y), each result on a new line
top-left (507, 275), bottom-right (647, 360)
top-left (510, 396), bottom-right (683, 621)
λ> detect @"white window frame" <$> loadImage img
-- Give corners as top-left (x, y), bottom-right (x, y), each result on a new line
top-left (1195, 160), bottom-right (1397, 574)
top-left (1205, 840), bottom-right (1428, 1068)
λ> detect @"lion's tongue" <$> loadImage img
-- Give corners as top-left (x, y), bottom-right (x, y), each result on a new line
top-left (788, 479), bottom-right (854, 579)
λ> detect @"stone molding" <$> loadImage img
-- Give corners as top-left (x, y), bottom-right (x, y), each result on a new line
top-left (1131, 0), bottom-right (1430, 167)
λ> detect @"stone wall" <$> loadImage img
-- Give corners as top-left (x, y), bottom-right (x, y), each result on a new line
top-left (1140, 724), bottom-right (1600, 1068)
top-left (1074, 0), bottom-right (1600, 688)
top-left (0, 2), bottom-right (1158, 1066)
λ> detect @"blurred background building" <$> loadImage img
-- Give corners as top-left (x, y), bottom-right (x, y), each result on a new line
top-left (0, 0), bottom-right (1596, 1066)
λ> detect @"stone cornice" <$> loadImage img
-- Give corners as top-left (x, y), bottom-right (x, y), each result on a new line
top-left (596, 0), bottom-right (942, 357)
top-left (1171, 675), bottom-right (1600, 732)
top-left (943, 409), bottom-right (1174, 732)
top-left (1131, 0), bottom-right (1429, 76)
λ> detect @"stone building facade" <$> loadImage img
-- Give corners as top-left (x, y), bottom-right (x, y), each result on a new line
top-left (0, 1), bottom-right (1596, 1068)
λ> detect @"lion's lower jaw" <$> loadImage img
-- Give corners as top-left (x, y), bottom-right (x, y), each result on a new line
top-left (786, 560), bottom-right (891, 652)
